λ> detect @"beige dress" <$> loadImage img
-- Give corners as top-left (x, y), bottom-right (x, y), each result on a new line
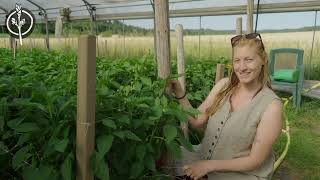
top-left (176, 86), bottom-right (281, 180)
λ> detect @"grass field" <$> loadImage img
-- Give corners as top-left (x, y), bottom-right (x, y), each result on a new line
top-left (0, 31), bottom-right (319, 80)
top-left (273, 94), bottom-right (320, 180)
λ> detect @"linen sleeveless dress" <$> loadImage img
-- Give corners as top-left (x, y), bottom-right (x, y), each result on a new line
top-left (176, 86), bottom-right (281, 180)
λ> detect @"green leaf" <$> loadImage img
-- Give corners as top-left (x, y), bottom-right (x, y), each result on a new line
top-left (155, 97), bottom-right (161, 106)
top-left (184, 107), bottom-right (200, 116)
top-left (92, 152), bottom-right (109, 180)
top-left (167, 109), bottom-right (187, 123)
top-left (0, 115), bottom-right (4, 132)
top-left (30, 102), bottom-right (47, 112)
top-left (96, 135), bottom-right (113, 159)
top-left (12, 146), bottom-right (31, 170)
top-left (163, 125), bottom-right (177, 143)
top-left (137, 103), bottom-right (149, 108)
top-left (7, 117), bottom-right (25, 129)
top-left (63, 127), bottom-right (70, 139)
top-left (0, 141), bottom-right (9, 155)
top-left (14, 123), bottom-right (39, 133)
top-left (166, 141), bottom-right (182, 159)
top-left (110, 80), bottom-right (121, 89)
top-left (161, 96), bottom-right (168, 107)
top-left (54, 139), bottom-right (69, 153)
top-left (144, 154), bottom-right (156, 171)
top-left (152, 105), bottom-right (162, 118)
top-left (136, 145), bottom-right (146, 161)
top-left (133, 82), bottom-right (142, 91)
top-left (58, 97), bottom-right (76, 114)
top-left (102, 119), bottom-right (117, 129)
top-left (130, 162), bottom-right (144, 178)
top-left (124, 130), bottom-right (142, 141)
top-left (23, 165), bottom-right (56, 180)
top-left (113, 131), bottom-right (125, 140)
top-left (140, 77), bottom-right (152, 87)
top-left (178, 134), bottom-right (194, 152)
top-left (61, 153), bottom-right (73, 180)
top-left (17, 133), bottom-right (31, 146)
top-left (118, 115), bottom-right (130, 125)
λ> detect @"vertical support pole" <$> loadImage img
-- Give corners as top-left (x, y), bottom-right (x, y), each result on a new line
top-left (236, 17), bottom-right (243, 35)
top-left (150, 0), bottom-right (157, 59)
top-left (309, 10), bottom-right (318, 79)
top-left (105, 39), bottom-right (108, 57)
top-left (209, 37), bottom-right (213, 59)
top-left (247, 0), bottom-right (254, 34)
top-left (44, 14), bottom-right (50, 51)
top-left (96, 36), bottom-right (99, 56)
top-left (90, 17), bottom-right (95, 35)
top-left (122, 19), bottom-right (126, 57)
top-left (13, 39), bottom-right (17, 59)
top-left (9, 37), bottom-right (14, 49)
top-left (153, 22), bottom-right (157, 59)
top-left (198, 16), bottom-right (201, 60)
top-left (176, 24), bottom-right (188, 139)
top-left (155, 0), bottom-right (174, 177)
top-left (215, 64), bottom-right (225, 84)
top-left (155, 0), bottom-right (171, 78)
top-left (76, 35), bottom-right (96, 180)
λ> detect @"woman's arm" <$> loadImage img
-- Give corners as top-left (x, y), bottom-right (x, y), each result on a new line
top-left (175, 78), bottom-right (229, 130)
top-left (184, 99), bottom-right (283, 179)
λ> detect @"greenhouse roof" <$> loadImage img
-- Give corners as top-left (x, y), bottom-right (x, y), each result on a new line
top-left (0, 0), bottom-right (320, 25)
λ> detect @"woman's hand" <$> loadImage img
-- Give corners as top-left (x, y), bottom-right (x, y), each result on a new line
top-left (169, 79), bottom-right (185, 98)
top-left (183, 160), bottom-right (212, 180)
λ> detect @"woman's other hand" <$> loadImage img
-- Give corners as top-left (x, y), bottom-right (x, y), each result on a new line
top-left (183, 160), bottom-right (211, 180)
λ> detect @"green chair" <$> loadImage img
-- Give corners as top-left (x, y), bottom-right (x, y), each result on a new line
top-left (269, 48), bottom-right (304, 108)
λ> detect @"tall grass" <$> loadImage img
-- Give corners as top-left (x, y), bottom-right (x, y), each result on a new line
top-left (1, 31), bottom-right (319, 79)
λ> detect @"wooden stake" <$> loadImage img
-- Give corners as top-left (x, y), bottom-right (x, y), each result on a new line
top-left (13, 39), bottom-right (17, 59)
top-left (176, 24), bottom-right (188, 139)
top-left (154, 0), bottom-right (174, 177)
top-left (247, 0), bottom-right (254, 34)
top-left (44, 15), bottom-right (50, 51)
top-left (155, 0), bottom-right (171, 78)
top-left (105, 40), bottom-right (108, 57)
top-left (9, 37), bottom-right (14, 49)
top-left (76, 35), bottom-right (96, 180)
top-left (236, 17), bottom-right (243, 35)
top-left (215, 64), bottom-right (225, 84)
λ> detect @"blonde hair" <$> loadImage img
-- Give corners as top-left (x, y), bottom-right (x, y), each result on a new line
top-left (206, 37), bottom-right (272, 116)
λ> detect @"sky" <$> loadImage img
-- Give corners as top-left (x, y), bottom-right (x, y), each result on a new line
top-left (123, 11), bottom-right (319, 31)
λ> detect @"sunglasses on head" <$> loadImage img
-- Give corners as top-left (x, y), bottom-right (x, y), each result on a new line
top-left (231, 33), bottom-right (265, 50)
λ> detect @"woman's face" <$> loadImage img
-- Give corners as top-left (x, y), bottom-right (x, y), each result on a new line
top-left (233, 45), bottom-right (265, 84)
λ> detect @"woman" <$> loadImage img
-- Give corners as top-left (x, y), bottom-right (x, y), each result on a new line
top-left (170, 33), bottom-right (283, 180)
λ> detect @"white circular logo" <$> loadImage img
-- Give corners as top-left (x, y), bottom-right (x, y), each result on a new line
top-left (5, 4), bottom-right (35, 44)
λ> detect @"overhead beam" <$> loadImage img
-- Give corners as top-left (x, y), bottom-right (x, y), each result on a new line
top-left (0, 6), bottom-right (8, 13)
top-left (25, 0), bottom-right (46, 13)
top-left (1, 0), bottom-right (320, 24)
top-left (68, 0), bottom-right (320, 21)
